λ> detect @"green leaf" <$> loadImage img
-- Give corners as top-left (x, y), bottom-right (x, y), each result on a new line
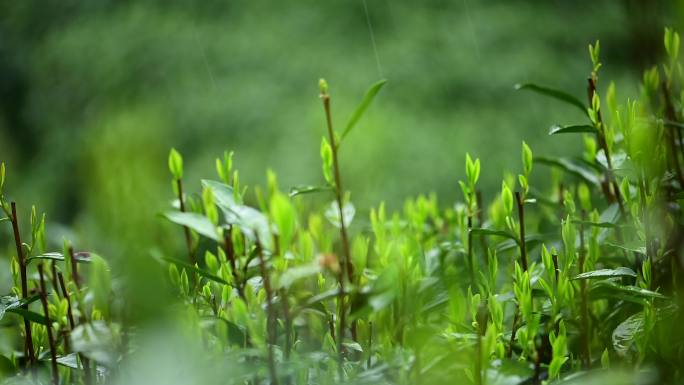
top-left (324, 201), bottom-right (355, 228)
top-left (89, 254), bottom-right (111, 317)
top-left (162, 257), bottom-right (231, 286)
top-left (0, 294), bottom-right (40, 320)
top-left (277, 263), bottom-right (322, 289)
top-left (320, 138), bottom-right (334, 185)
top-left (288, 185), bottom-right (333, 197)
top-left (71, 321), bottom-right (117, 366)
top-left (515, 83), bottom-right (588, 116)
top-left (612, 312), bottom-right (642, 357)
top-left (496, 233), bottom-right (552, 253)
top-left (501, 182), bottom-right (513, 215)
top-left (522, 141), bottom-right (533, 175)
top-left (572, 267), bottom-right (637, 280)
top-left (164, 211), bottom-right (220, 242)
top-left (589, 280), bottom-right (666, 304)
top-left (168, 148), bottom-right (183, 179)
top-left (605, 241), bottom-right (646, 255)
top-left (269, 191), bottom-right (297, 252)
top-left (0, 354), bottom-right (14, 376)
top-left (214, 317), bottom-right (247, 346)
top-left (535, 156), bottom-right (600, 186)
top-left (26, 251), bottom-right (93, 264)
top-left (486, 359), bottom-right (534, 385)
top-left (0, 162), bottom-right (5, 192)
top-left (201, 179), bottom-right (236, 209)
top-left (6, 307), bottom-right (49, 326)
top-left (571, 220), bottom-right (622, 229)
top-left (340, 79), bottom-right (387, 142)
top-left (351, 264), bottom-right (399, 319)
top-left (470, 228), bottom-right (520, 245)
top-left (549, 124), bottom-right (597, 135)
top-left (224, 205), bottom-right (272, 249)
top-left (48, 353), bottom-right (81, 370)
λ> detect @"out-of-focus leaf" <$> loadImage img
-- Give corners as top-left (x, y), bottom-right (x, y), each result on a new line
top-left (269, 192), bottom-right (296, 252)
top-left (571, 220), bottom-right (622, 229)
top-left (342, 341), bottom-right (363, 353)
top-left (351, 264), bottom-right (399, 319)
top-left (288, 185), bottom-right (333, 197)
top-left (549, 124), bottom-right (597, 135)
top-left (164, 211), bottom-right (220, 242)
top-left (554, 369), bottom-right (648, 385)
top-left (212, 318), bottom-right (247, 347)
top-left (0, 294), bottom-right (40, 320)
top-left (276, 263), bottom-right (321, 289)
top-left (7, 307), bottom-right (49, 325)
top-left (589, 280), bottom-right (666, 304)
top-left (325, 201), bottom-right (355, 228)
top-left (572, 267), bottom-right (637, 280)
top-left (162, 257), bottom-right (231, 286)
top-left (515, 83), bottom-right (588, 116)
top-left (224, 205), bottom-right (272, 249)
top-left (535, 156), bottom-right (600, 186)
top-left (470, 228), bottom-right (520, 244)
top-left (26, 251), bottom-right (92, 264)
top-left (486, 359), bottom-right (534, 385)
top-left (0, 355), bottom-right (14, 376)
top-left (89, 254), bottom-right (112, 317)
top-left (605, 241), bottom-right (646, 255)
top-left (341, 79), bottom-right (387, 142)
top-left (1, 294), bottom-right (46, 324)
top-left (201, 179), bottom-right (236, 209)
top-left (51, 353), bottom-right (80, 369)
top-left (612, 312), bottom-right (643, 357)
top-left (71, 321), bottom-right (118, 366)
top-left (306, 287), bottom-right (347, 306)
top-left (496, 234), bottom-right (549, 253)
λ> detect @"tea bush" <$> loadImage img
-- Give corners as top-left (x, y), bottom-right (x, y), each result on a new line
top-left (2, 29), bottom-right (684, 385)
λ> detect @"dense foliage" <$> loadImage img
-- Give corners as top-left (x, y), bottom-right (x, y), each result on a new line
top-left (2, 30), bottom-right (684, 384)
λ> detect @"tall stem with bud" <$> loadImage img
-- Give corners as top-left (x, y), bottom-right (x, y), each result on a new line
top-left (319, 78), bottom-right (354, 376)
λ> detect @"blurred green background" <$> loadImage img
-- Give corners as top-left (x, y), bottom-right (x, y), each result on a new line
top-left (0, 0), bottom-right (680, 263)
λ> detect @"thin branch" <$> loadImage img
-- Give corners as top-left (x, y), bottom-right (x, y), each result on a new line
top-left (37, 264), bottom-right (59, 385)
top-left (10, 202), bottom-right (35, 366)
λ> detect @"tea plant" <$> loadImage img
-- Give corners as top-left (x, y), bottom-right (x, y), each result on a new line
top-left (2, 29), bottom-right (684, 385)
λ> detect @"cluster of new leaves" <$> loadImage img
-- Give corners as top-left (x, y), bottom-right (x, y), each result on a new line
top-left (1, 163), bottom-right (118, 385)
top-left (3, 29), bottom-right (684, 385)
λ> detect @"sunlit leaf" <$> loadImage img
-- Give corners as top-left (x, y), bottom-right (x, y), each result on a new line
top-left (548, 124), bottom-right (597, 135)
top-left (572, 267), bottom-right (637, 280)
top-left (201, 179), bottom-right (237, 209)
top-left (164, 211), bottom-right (220, 242)
top-left (0, 294), bottom-right (39, 320)
top-left (288, 185), bottom-right (333, 197)
top-left (26, 251), bottom-right (92, 264)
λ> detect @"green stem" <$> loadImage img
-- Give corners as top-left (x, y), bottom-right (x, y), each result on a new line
top-left (176, 178), bottom-right (195, 265)
top-left (10, 202), bottom-right (35, 367)
top-left (587, 77), bottom-right (625, 215)
top-left (578, 211), bottom-right (591, 368)
top-left (37, 264), bottom-right (59, 385)
top-left (256, 240), bottom-right (279, 385)
top-left (321, 88), bottom-right (354, 377)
